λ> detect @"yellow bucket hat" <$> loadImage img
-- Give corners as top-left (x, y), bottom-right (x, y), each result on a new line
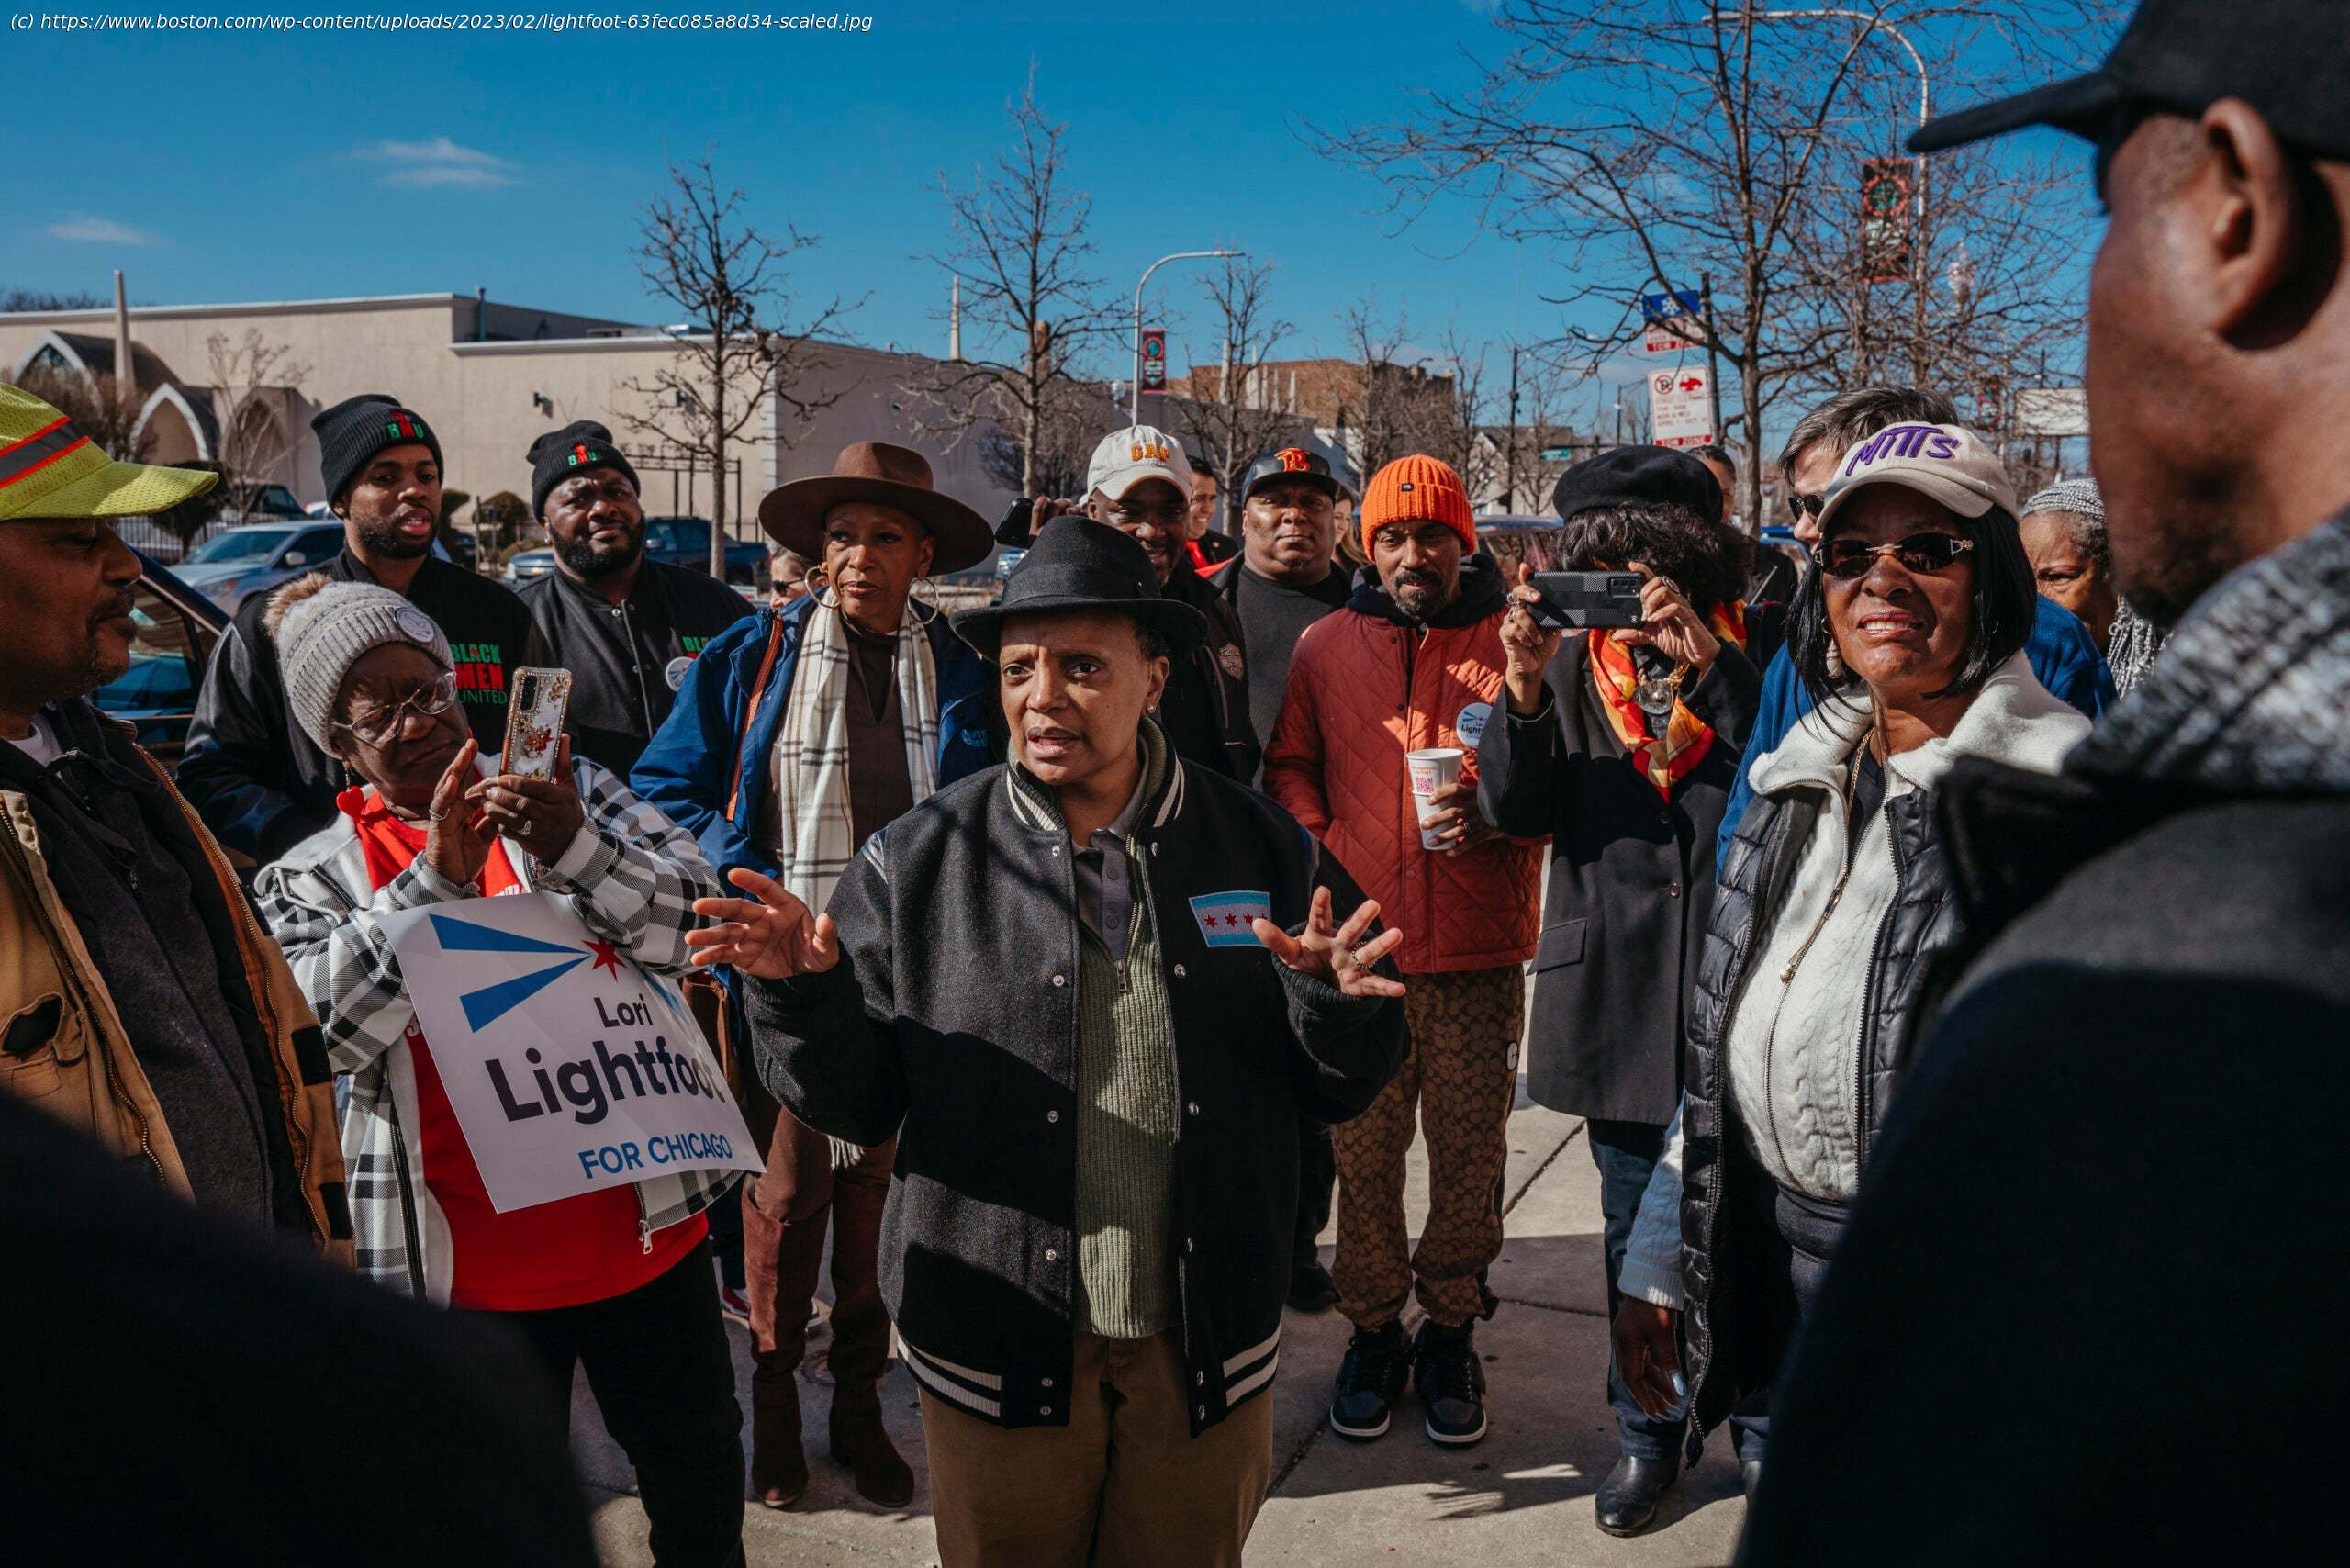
top-left (0, 383), bottom-right (218, 522)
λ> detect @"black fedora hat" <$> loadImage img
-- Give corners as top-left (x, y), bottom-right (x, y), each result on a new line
top-left (952, 517), bottom-right (1208, 661)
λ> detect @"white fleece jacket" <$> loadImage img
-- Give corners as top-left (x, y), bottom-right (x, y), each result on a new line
top-left (1617, 652), bottom-right (2088, 1308)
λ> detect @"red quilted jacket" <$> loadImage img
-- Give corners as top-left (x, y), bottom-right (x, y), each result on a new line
top-left (1264, 559), bottom-right (1544, 974)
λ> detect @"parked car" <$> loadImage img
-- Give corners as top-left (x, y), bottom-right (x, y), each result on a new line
top-left (97, 553), bottom-right (229, 768)
top-left (501, 517), bottom-right (771, 593)
top-left (644, 515), bottom-right (768, 592)
top-left (1475, 514), bottom-right (1565, 574)
top-left (221, 483), bottom-right (308, 522)
top-left (501, 547), bottom-right (556, 588)
top-left (173, 521), bottom-right (351, 612)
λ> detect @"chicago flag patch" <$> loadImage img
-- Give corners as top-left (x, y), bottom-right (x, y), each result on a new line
top-left (1189, 890), bottom-right (1272, 948)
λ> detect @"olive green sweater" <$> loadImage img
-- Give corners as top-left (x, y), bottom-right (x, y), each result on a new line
top-left (1073, 857), bottom-right (1180, 1340)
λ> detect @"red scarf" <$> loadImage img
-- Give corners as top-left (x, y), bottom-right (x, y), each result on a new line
top-left (1588, 600), bottom-right (1750, 800)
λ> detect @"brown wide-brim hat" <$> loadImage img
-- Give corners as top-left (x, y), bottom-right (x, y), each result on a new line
top-left (756, 441), bottom-right (993, 574)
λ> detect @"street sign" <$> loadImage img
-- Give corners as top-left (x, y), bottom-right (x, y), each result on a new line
top-left (2015, 386), bottom-right (2089, 438)
top-left (1139, 328), bottom-right (1167, 394)
top-left (1641, 290), bottom-right (1706, 354)
top-left (1538, 446), bottom-right (1578, 462)
top-left (1861, 159), bottom-right (1914, 283)
top-left (1649, 364), bottom-right (1716, 448)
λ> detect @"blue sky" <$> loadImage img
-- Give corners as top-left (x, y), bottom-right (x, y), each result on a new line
top-left (12, 2), bottom-right (2109, 431)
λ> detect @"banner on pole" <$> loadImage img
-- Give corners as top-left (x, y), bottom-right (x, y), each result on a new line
top-left (1139, 328), bottom-right (1167, 394)
top-left (1648, 364), bottom-right (1716, 448)
top-left (1640, 290), bottom-right (1707, 354)
top-left (1861, 159), bottom-right (1914, 284)
top-left (381, 892), bottom-right (762, 1213)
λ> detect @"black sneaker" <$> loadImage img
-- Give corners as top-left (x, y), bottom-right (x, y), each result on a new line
top-left (1327, 1320), bottom-right (1410, 1439)
top-left (1413, 1318), bottom-right (1489, 1446)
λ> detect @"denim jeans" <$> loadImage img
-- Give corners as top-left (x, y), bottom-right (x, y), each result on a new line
top-left (1587, 1117), bottom-right (1686, 1462)
top-left (1725, 1182), bottom-right (1852, 1465)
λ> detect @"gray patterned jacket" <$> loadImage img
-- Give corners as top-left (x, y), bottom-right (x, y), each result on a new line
top-left (255, 753), bottom-right (733, 1302)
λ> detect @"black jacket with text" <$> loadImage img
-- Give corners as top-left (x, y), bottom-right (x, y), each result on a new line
top-left (742, 730), bottom-right (1405, 1436)
top-left (516, 559), bottom-right (754, 778)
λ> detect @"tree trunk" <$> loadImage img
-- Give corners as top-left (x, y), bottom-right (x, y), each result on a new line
top-left (709, 366), bottom-right (729, 577)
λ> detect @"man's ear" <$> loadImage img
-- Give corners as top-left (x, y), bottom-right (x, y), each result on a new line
top-left (2196, 98), bottom-right (2312, 342)
top-left (1144, 655), bottom-right (1170, 711)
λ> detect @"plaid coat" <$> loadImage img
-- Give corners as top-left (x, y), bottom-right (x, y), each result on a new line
top-left (255, 753), bottom-right (732, 1302)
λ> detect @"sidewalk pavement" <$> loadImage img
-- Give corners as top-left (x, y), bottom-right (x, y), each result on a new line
top-left (575, 1078), bottom-right (1749, 1567)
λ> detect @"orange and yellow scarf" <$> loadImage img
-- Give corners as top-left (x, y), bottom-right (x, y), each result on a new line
top-left (1589, 600), bottom-right (1749, 800)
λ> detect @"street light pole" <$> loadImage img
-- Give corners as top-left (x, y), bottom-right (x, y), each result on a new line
top-left (1713, 7), bottom-right (1933, 378)
top-left (1132, 249), bottom-right (1241, 427)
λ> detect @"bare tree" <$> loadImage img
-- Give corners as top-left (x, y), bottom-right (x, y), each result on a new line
top-left (1177, 256), bottom-right (1304, 530)
top-left (1320, 0), bottom-right (2114, 529)
top-left (622, 154), bottom-right (857, 574)
top-left (908, 73), bottom-right (1118, 498)
top-left (1335, 295), bottom-right (1455, 481)
top-left (205, 329), bottom-right (308, 514)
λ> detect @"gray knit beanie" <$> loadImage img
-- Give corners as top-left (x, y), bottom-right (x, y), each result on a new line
top-left (263, 575), bottom-right (454, 751)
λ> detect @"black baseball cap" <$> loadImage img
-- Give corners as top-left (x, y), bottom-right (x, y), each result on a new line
top-left (1911, 0), bottom-right (2350, 160)
top-left (1241, 444), bottom-right (1341, 501)
top-left (1551, 445), bottom-right (1722, 523)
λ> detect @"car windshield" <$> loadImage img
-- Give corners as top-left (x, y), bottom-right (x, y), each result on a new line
top-left (185, 528), bottom-right (293, 565)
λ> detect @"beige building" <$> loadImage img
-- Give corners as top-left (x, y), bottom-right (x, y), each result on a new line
top-left (0, 288), bottom-right (1020, 544)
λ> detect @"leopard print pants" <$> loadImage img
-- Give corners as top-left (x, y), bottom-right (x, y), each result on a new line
top-left (1331, 965), bottom-right (1525, 1330)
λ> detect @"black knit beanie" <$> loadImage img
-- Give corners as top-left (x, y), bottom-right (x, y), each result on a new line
top-left (529, 420), bottom-right (642, 519)
top-left (312, 393), bottom-right (443, 505)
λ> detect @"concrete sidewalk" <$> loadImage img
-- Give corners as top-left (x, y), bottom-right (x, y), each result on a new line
top-left (576, 1081), bottom-right (1747, 1567)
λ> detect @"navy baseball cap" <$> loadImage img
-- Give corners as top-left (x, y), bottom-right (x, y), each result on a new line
top-left (1911, 0), bottom-right (2350, 160)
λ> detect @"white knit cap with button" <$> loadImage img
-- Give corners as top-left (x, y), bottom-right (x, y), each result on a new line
top-left (263, 573), bottom-right (454, 751)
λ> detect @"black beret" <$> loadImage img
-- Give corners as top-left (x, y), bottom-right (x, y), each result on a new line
top-left (1551, 445), bottom-right (1722, 522)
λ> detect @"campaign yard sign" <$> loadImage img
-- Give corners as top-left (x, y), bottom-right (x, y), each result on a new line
top-left (382, 891), bottom-right (762, 1213)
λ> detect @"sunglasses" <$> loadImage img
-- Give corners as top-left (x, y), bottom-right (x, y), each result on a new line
top-left (1813, 532), bottom-right (1975, 580)
top-left (1788, 492), bottom-right (1827, 524)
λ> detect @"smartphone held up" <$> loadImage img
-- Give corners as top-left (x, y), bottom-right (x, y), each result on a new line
top-left (501, 667), bottom-right (573, 781)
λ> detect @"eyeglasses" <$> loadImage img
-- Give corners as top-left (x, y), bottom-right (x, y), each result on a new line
top-left (334, 672), bottom-right (459, 745)
top-left (1788, 492), bottom-right (1827, 524)
top-left (1813, 532), bottom-right (1975, 580)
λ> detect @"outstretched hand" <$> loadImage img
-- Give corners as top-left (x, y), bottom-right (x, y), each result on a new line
top-left (687, 868), bottom-right (842, 980)
top-left (1250, 887), bottom-right (1406, 1000)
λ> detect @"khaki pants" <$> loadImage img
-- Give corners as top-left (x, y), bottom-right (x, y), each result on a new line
top-left (1332, 965), bottom-right (1525, 1329)
top-left (921, 1331), bottom-right (1275, 1568)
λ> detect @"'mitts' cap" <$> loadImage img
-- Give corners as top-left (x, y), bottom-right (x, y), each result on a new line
top-left (1910, 0), bottom-right (2350, 161)
top-left (1814, 423), bottom-right (2020, 535)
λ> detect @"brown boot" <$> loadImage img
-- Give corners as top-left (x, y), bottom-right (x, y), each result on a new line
top-left (829, 1384), bottom-right (914, 1509)
top-left (749, 1387), bottom-right (808, 1509)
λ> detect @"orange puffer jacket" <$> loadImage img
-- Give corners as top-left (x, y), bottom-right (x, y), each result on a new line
top-left (1265, 558), bottom-right (1544, 975)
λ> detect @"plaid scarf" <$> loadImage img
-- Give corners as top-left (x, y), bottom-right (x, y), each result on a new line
top-left (1588, 600), bottom-right (1749, 799)
top-left (768, 601), bottom-right (942, 915)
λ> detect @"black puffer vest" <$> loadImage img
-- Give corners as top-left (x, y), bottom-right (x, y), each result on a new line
top-left (1677, 764), bottom-right (1960, 1462)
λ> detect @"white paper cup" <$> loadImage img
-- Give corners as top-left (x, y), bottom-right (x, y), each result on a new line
top-left (1406, 747), bottom-right (1465, 849)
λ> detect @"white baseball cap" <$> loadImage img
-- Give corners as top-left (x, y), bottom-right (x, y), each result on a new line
top-left (1814, 422), bottom-right (2020, 534)
top-left (1086, 425), bottom-right (1192, 503)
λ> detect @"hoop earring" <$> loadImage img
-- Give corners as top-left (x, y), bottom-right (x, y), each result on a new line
top-left (906, 577), bottom-right (943, 627)
top-left (813, 583), bottom-right (845, 613)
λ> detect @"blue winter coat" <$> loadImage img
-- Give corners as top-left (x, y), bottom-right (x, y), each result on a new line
top-left (629, 595), bottom-right (997, 880)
